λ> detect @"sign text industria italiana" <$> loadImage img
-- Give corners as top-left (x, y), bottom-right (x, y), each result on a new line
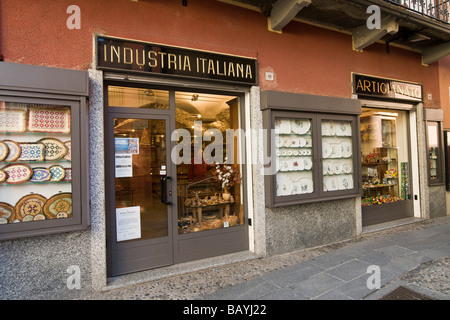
top-left (353, 74), bottom-right (423, 102)
top-left (97, 36), bottom-right (257, 85)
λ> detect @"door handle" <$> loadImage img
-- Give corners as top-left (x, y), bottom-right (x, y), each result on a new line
top-left (160, 176), bottom-right (172, 205)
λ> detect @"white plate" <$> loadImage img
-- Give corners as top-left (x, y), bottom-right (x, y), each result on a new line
top-left (275, 119), bottom-right (291, 134)
top-left (290, 137), bottom-right (299, 148)
top-left (303, 158), bottom-right (313, 170)
top-left (305, 138), bottom-right (312, 148)
top-left (280, 160), bottom-right (293, 171)
top-left (324, 176), bottom-right (338, 191)
top-left (283, 136), bottom-right (292, 147)
top-left (300, 178), bottom-right (314, 194)
top-left (341, 141), bottom-right (352, 158)
top-left (338, 175), bottom-right (353, 189)
top-left (335, 121), bottom-right (351, 136)
top-left (332, 162), bottom-right (343, 174)
top-left (326, 162), bottom-right (334, 175)
top-left (292, 158), bottom-right (304, 171)
top-left (275, 136), bottom-right (284, 148)
top-left (291, 119), bottom-right (311, 134)
top-left (322, 121), bottom-right (336, 136)
top-left (331, 143), bottom-right (342, 158)
top-left (292, 181), bottom-right (302, 195)
top-left (277, 175), bottom-right (293, 196)
top-left (298, 137), bottom-right (306, 147)
top-left (342, 163), bottom-right (352, 174)
top-left (322, 142), bottom-right (332, 158)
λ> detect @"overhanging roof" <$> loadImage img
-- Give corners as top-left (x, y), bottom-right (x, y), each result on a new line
top-left (217, 0), bottom-right (450, 64)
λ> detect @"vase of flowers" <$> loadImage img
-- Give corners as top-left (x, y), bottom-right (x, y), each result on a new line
top-left (212, 158), bottom-right (241, 201)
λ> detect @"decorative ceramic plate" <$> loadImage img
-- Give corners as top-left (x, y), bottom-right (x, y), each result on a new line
top-left (3, 140), bottom-right (21, 161)
top-left (303, 157), bottom-right (313, 170)
top-left (49, 165), bottom-right (66, 182)
top-left (335, 121), bottom-right (352, 136)
top-left (322, 121), bottom-right (336, 136)
top-left (0, 141), bottom-right (8, 161)
top-left (64, 141), bottom-right (71, 161)
top-left (332, 162), bottom-right (343, 174)
top-left (0, 169), bottom-right (6, 183)
top-left (3, 163), bottom-right (33, 184)
top-left (283, 136), bottom-right (291, 147)
top-left (30, 167), bottom-right (52, 183)
top-left (38, 138), bottom-right (68, 160)
top-left (0, 202), bottom-right (15, 222)
top-left (341, 141), bottom-right (352, 158)
top-left (17, 142), bottom-right (45, 161)
top-left (342, 163), bottom-right (352, 174)
top-left (322, 142), bottom-right (332, 158)
top-left (44, 193), bottom-right (72, 219)
top-left (274, 119), bottom-right (291, 134)
top-left (28, 106), bottom-right (71, 133)
top-left (280, 160), bottom-right (292, 172)
top-left (325, 161), bottom-right (333, 175)
top-left (15, 194), bottom-right (47, 221)
top-left (277, 174), bottom-right (293, 196)
top-left (298, 137), bottom-right (306, 147)
top-left (300, 178), bottom-right (314, 194)
top-left (0, 108), bottom-right (27, 132)
top-left (331, 143), bottom-right (342, 158)
top-left (291, 119), bottom-right (311, 134)
top-left (324, 176), bottom-right (338, 191)
top-left (292, 159), bottom-right (304, 171)
top-left (292, 181), bottom-right (302, 195)
top-left (338, 175), bottom-right (353, 190)
top-left (275, 136), bottom-right (284, 148)
top-left (63, 168), bottom-right (72, 181)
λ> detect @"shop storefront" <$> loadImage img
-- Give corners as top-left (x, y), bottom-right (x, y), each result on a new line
top-left (97, 36), bottom-right (256, 276)
top-left (353, 74), bottom-right (424, 227)
top-left (1, 0), bottom-right (449, 300)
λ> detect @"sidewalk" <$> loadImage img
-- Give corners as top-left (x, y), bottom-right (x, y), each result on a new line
top-left (84, 216), bottom-right (450, 300)
top-left (203, 218), bottom-right (450, 300)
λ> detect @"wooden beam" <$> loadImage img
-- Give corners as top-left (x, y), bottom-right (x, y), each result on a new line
top-left (422, 42), bottom-right (450, 65)
top-left (269, 0), bottom-right (311, 32)
top-left (352, 16), bottom-right (399, 51)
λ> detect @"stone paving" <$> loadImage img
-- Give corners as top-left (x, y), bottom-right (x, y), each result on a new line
top-left (84, 216), bottom-right (450, 300)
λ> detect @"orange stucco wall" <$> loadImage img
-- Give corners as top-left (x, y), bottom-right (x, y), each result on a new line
top-left (0, 0), bottom-right (442, 109)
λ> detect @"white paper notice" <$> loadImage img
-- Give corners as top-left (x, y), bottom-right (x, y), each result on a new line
top-left (115, 154), bottom-right (133, 178)
top-left (116, 206), bottom-right (141, 242)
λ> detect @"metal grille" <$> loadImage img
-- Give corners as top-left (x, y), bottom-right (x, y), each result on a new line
top-left (385, 0), bottom-right (450, 23)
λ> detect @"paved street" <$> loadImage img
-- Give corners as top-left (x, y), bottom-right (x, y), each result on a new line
top-left (85, 216), bottom-right (450, 300)
top-left (203, 219), bottom-right (450, 300)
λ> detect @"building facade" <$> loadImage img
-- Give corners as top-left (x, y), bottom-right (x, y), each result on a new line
top-left (0, 0), bottom-right (449, 299)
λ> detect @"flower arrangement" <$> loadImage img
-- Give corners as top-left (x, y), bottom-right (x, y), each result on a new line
top-left (211, 158), bottom-right (241, 189)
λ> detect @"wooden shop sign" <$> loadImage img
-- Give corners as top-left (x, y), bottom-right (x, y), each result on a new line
top-left (96, 36), bottom-right (257, 86)
top-left (353, 74), bottom-right (423, 102)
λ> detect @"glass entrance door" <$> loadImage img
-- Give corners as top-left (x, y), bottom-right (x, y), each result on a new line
top-left (107, 114), bottom-right (173, 276)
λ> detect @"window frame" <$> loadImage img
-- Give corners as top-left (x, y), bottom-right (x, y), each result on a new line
top-left (0, 62), bottom-right (89, 241)
top-left (261, 91), bottom-right (361, 207)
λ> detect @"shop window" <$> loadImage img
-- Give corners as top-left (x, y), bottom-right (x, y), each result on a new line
top-left (427, 121), bottom-right (444, 185)
top-left (108, 86), bottom-right (169, 109)
top-left (175, 91), bottom-right (244, 233)
top-left (261, 91), bottom-right (361, 207)
top-left (360, 108), bottom-right (411, 207)
top-left (0, 62), bottom-right (88, 240)
top-left (0, 99), bottom-right (87, 240)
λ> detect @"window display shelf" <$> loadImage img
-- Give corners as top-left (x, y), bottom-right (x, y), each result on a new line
top-left (264, 110), bottom-right (360, 206)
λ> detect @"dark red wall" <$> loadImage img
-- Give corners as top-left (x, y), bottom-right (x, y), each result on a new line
top-left (0, 0), bottom-right (442, 109)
